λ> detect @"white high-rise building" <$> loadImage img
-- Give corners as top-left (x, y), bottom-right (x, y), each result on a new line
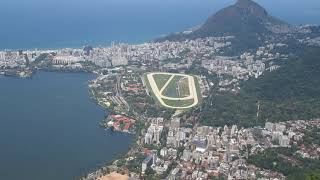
top-left (265, 122), bottom-right (275, 131)
top-left (153, 127), bottom-right (162, 144)
top-left (171, 118), bottom-right (180, 129)
top-left (144, 133), bottom-right (153, 144)
top-left (275, 124), bottom-right (286, 132)
top-left (279, 135), bottom-right (290, 147)
top-left (271, 131), bottom-right (282, 141)
top-left (182, 149), bottom-right (192, 161)
top-left (160, 148), bottom-right (168, 157)
top-left (230, 125), bottom-right (238, 136)
top-left (111, 53), bottom-right (128, 67)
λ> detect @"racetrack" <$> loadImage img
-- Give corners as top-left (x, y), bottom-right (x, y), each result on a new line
top-left (146, 72), bottom-right (199, 109)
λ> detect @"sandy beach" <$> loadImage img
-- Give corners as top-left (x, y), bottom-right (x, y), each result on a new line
top-left (97, 172), bottom-right (129, 180)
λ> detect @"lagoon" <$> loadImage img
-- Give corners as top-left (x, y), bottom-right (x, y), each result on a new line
top-left (0, 71), bottom-right (132, 180)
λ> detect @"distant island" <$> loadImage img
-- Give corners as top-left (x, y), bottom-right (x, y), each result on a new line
top-left (1, 0), bottom-right (320, 179)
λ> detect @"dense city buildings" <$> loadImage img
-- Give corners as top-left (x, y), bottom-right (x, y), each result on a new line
top-left (1, 17), bottom-right (320, 180)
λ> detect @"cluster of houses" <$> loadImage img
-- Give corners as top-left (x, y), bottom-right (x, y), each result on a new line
top-left (138, 118), bottom-right (320, 179)
top-left (107, 115), bottom-right (135, 133)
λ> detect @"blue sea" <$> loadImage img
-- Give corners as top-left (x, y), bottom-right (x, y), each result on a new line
top-left (0, 0), bottom-right (319, 50)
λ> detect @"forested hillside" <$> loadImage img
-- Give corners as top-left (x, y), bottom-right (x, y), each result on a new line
top-left (200, 47), bottom-right (320, 127)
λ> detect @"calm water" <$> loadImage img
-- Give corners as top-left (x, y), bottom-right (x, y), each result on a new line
top-left (0, 0), bottom-right (319, 50)
top-left (0, 71), bottom-right (132, 180)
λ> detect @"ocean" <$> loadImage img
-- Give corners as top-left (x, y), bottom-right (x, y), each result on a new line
top-left (0, 0), bottom-right (319, 50)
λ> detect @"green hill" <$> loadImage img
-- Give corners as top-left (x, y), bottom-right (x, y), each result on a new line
top-left (199, 47), bottom-right (320, 127)
top-left (157, 0), bottom-right (291, 51)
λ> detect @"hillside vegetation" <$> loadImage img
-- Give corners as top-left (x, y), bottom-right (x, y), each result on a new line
top-left (200, 47), bottom-right (320, 127)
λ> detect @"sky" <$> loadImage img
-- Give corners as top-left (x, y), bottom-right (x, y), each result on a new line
top-left (255, 0), bottom-right (320, 25)
top-left (1, 0), bottom-right (319, 25)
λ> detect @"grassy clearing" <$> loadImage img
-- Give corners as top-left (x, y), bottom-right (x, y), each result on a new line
top-left (162, 99), bottom-right (195, 108)
top-left (177, 77), bottom-right (190, 98)
top-left (162, 75), bottom-right (184, 98)
top-left (153, 74), bottom-right (172, 90)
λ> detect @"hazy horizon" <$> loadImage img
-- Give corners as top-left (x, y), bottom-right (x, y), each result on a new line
top-left (0, 0), bottom-right (319, 50)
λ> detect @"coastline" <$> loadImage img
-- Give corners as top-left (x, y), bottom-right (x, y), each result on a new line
top-left (81, 76), bottom-right (143, 179)
top-left (0, 39), bottom-right (149, 52)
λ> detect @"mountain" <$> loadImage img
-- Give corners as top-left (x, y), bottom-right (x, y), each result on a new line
top-left (195, 0), bottom-right (290, 35)
top-left (158, 0), bottom-right (292, 49)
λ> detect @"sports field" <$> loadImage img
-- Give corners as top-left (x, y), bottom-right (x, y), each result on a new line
top-left (145, 72), bottom-right (200, 109)
top-left (153, 74), bottom-right (172, 90)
